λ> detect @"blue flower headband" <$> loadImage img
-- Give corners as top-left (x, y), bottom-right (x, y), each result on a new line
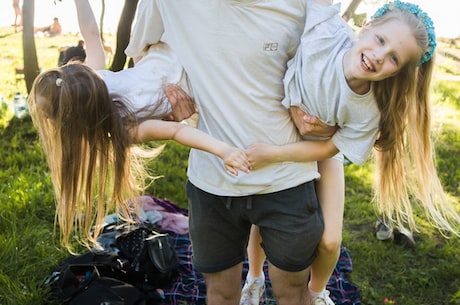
top-left (371, 0), bottom-right (436, 65)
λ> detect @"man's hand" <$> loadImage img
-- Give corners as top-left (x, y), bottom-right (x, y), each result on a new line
top-left (163, 84), bottom-right (196, 121)
top-left (290, 106), bottom-right (338, 137)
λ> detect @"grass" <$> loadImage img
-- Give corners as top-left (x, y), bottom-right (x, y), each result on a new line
top-left (0, 25), bottom-right (459, 305)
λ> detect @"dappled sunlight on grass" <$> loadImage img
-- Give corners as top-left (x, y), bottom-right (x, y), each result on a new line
top-left (345, 76), bottom-right (460, 305)
top-left (431, 76), bottom-right (460, 142)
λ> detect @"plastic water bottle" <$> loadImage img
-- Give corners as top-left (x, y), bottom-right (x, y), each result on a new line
top-left (13, 92), bottom-right (28, 119)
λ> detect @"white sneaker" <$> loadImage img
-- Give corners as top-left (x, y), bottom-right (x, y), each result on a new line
top-left (375, 218), bottom-right (393, 241)
top-left (240, 279), bottom-right (265, 305)
top-left (311, 289), bottom-right (335, 305)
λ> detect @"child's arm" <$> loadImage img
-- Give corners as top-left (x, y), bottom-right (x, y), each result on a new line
top-left (74, 0), bottom-right (105, 70)
top-left (246, 139), bottom-right (339, 170)
top-left (131, 120), bottom-right (250, 176)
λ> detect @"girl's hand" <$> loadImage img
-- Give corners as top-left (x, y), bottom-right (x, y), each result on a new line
top-left (222, 147), bottom-right (250, 176)
top-left (245, 143), bottom-right (277, 170)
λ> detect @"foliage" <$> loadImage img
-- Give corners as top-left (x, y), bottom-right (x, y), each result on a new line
top-left (144, 141), bottom-right (191, 206)
top-left (0, 116), bottom-right (65, 304)
top-left (0, 26), bottom-right (114, 101)
top-left (0, 26), bottom-right (459, 305)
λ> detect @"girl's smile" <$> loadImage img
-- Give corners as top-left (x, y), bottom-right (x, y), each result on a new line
top-left (361, 53), bottom-right (376, 72)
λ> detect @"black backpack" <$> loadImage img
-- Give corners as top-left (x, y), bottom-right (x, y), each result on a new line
top-left (114, 223), bottom-right (180, 288)
top-left (44, 252), bottom-right (146, 305)
top-left (44, 224), bottom-right (179, 305)
top-left (68, 277), bottom-right (145, 305)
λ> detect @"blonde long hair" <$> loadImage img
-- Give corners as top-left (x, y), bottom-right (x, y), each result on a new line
top-left (29, 63), bottom-right (161, 250)
top-left (370, 9), bottom-right (459, 235)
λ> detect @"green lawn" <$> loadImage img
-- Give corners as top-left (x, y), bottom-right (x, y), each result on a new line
top-left (0, 26), bottom-right (459, 305)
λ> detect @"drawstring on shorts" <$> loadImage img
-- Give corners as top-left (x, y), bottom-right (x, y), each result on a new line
top-left (225, 197), bottom-right (232, 210)
top-left (246, 197), bottom-right (253, 210)
top-left (224, 196), bottom-right (253, 210)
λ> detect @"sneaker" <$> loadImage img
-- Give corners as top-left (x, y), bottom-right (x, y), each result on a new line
top-left (311, 290), bottom-right (335, 305)
top-left (375, 218), bottom-right (393, 241)
top-left (393, 226), bottom-right (416, 247)
top-left (240, 279), bottom-right (265, 305)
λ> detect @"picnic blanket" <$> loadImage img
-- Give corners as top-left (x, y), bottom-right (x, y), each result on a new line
top-left (143, 196), bottom-right (362, 305)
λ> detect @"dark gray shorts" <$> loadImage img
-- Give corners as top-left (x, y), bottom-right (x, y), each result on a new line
top-left (186, 180), bottom-right (324, 273)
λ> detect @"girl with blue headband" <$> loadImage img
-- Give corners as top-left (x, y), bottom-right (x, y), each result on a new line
top-left (243, 1), bottom-right (459, 304)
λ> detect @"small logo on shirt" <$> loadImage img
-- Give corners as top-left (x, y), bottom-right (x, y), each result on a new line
top-left (263, 42), bottom-right (278, 51)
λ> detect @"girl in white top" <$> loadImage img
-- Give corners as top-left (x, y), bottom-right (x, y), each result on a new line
top-left (27, 0), bottom-right (250, 250)
top-left (243, 1), bottom-right (460, 304)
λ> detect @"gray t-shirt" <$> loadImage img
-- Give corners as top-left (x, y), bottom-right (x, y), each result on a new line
top-left (282, 0), bottom-right (380, 165)
top-left (126, 0), bottom-right (320, 196)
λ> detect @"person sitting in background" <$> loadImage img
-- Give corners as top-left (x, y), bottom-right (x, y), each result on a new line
top-left (34, 17), bottom-right (62, 37)
top-left (58, 40), bottom-right (86, 66)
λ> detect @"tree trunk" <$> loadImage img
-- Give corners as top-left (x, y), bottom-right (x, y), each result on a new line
top-left (100, 0), bottom-right (105, 43)
top-left (342, 0), bottom-right (363, 22)
top-left (110, 0), bottom-right (139, 71)
top-left (22, 0), bottom-right (40, 94)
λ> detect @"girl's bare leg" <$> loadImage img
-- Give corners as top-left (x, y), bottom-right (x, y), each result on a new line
top-left (246, 225), bottom-right (265, 278)
top-left (240, 225), bottom-right (266, 305)
top-left (309, 158), bottom-right (344, 301)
